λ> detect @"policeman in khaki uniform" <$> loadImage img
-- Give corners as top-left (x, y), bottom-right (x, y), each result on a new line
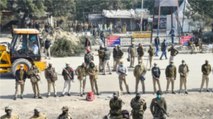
top-left (14, 64), bottom-right (27, 100)
top-left (75, 63), bottom-right (87, 96)
top-left (200, 60), bottom-right (211, 92)
top-left (30, 108), bottom-right (47, 119)
top-left (57, 106), bottom-right (72, 119)
top-left (150, 91), bottom-right (167, 119)
top-left (134, 61), bottom-right (147, 94)
top-left (0, 106), bottom-right (19, 119)
top-left (129, 43), bottom-right (136, 68)
top-left (165, 61), bottom-right (177, 94)
top-left (109, 93), bottom-right (123, 119)
top-left (148, 45), bottom-right (154, 70)
top-left (130, 93), bottom-right (147, 119)
top-left (137, 43), bottom-right (144, 64)
top-left (28, 64), bottom-right (42, 99)
top-left (178, 60), bottom-right (189, 94)
top-left (87, 62), bottom-right (99, 95)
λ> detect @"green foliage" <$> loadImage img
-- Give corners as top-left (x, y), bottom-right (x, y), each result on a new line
top-left (51, 38), bottom-right (84, 57)
top-left (0, 0), bottom-right (7, 10)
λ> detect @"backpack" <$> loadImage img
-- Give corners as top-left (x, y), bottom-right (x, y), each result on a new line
top-left (45, 39), bottom-right (51, 49)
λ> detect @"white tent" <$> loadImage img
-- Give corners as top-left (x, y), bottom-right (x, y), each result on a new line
top-left (166, 0), bottom-right (197, 34)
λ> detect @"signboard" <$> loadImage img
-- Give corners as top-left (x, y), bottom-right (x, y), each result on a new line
top-left (120, 37), bottom-right (131, 46)
top-left (133, 38), bottom-right (151, 46)
top-left (180, 35), bottom-right (192, 45)
top-left (107, 35), bottom-right (120, 47)
top-left (132, 32), bottom-right (151, 38)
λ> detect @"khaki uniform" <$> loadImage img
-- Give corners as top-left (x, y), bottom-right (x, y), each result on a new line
top-left (168, 47), bottom-right (178, 63)
top-left (165, 64), bottom-right (176, 93)
top-left (14, 69), bottom-right (27, 99)
top-left (27, 66), bottom-right (41, 98)
top-left (75, 65), bottom-right (87, 95)
top-left (200, 64), bottom-right (211, 91)
top-left (137, 46), bottom-right (144, 64)
top-left (109, 98), bottom-right (123, 119)
top-left (130, 98), bottom-right (147, 119)
top-left (30, 114), bottom-right (47, 119)
top-left (178, 64), bottom-right (189, 92)
top-left (148, 47), bottom-right (154, 69)
top-left (0, 114), bottom-right (19, 119)
top-left (129, 46), bottom-right (136, 67)
top-left (150, 97), bottom-right (167, 119)
top-left (88, 66), bottom-right (99, 94)
top-left (57, 113), bottom-right (72, 119)
top-left (117, 64), bottom-right (129, 93)
top-left (98, 48), bottom-right (105, 71)
top-left (134, 64), bottom-right (147, 93)
top-left (45, 67), bottom-right (57, 96)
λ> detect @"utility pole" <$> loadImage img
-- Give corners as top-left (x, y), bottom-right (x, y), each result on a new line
top-left (140, 0), bottom-right (144, 32)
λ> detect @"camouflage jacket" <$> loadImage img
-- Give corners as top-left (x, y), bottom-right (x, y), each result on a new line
top-left (131, 98), bottom-right (147, 113)
top-left (150, 97), bottom-right (167, 117)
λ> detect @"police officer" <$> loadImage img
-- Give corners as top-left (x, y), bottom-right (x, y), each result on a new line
top-left (137, 43), bottom-right (144, 64)
top-left (130, 93), bottom-right (147, 119)
top-left (165, 61), bottom-right (177, 94)
top-left (168, 45), bottom-right (179, 63)
top-left (148, 45), bottom-right (154, 70)
top-left (57, 106), bottom-right (72, 119)
top-left (27, 64), bottom-right (42, 99)
top-left (98, 46), bottom-right (105, 72)
top-left (133, 61), bottom-right (147, 94)
top-left (75, 63), bottom-right (87, 96)
top-left (103, 47), bottom-right (112, 75)
top-left (84, 49), bottom-right (94, 68)
top-left (88, 62), bottom-right (99, 95)
top-left (151, 63), bottom-right (162, 94)
top-left (113, 45), bottom-right (118, 71)
top-left (61, 63), bottom-right (74, 96)
top-left (150, 91), bottom-right (167, 119)
top-left (116, 61), bottom-right (130, 94)
top-left (44, 63), bottom-right (58, 97)
top-left (109, 92), bottom-right (123, 119)
top-left (30, 108), bottom-right (47, 119)
top-left (14, 64), bottom-right (27, 100)
top-left (200, 60), bottom-right (211, 92)
top-left (0, 106), bottom-right (19, 119)
top-left (129, 43), bottom-right (136, 68)
top-left (113, 46), bottom-right (123, 71)
top-left (178, 60), bottom-right (189, 94)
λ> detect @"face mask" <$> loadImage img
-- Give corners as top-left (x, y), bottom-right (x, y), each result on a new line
top-left (157, 95), bottom-right (161, 100)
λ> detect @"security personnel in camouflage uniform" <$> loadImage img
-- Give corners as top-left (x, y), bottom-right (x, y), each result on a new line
top-left (150, 91), bottom-right (167, 119)
top-left (88, 62), bottom-right (99, 95)
top-left (129, 44), bottom-right (136, 68)
top-left (14, 64), bottom-right (27, 100)
top-left (30, 108), bottom-right (47, 119)
top-left (148, 45), bottom-right (154, 70)
top-left (113, 46), bottom-right (123, 71)
top-left (168, 45), bottom-right (179, 63)
top-left (200, 60), bottom-right (211, 92)
top-left (75, 63), bottom-right (87, 96)
top-left (109, 93), bottom-right (123, 119)
top-left (133, 61), bottom-right (147, 94)
top-left (165, 61), bottom-right (177, 94)
top-left (27, 64), bottom-right (42, 99)
top-left (98, 46), bottom-right (105, 72)
top-left (178, 60), bottom-right (189, 94)
top-left (57, 106), bottom-right (72, 119)
top-left (130, 93), bottom-right (147, 119)
top-left (0, 106), bottom-right (19, 119)
top-left (137, 43), bottom-right (144, 64)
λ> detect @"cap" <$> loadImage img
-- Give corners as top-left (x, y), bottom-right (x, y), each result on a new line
top-left (5, 106), bottom-right (12, 111)
top-left (156, 90), bottom-right (163, 95)
top-left (182, 60), bottom-right (185, 63)
top-left (62, 106), bottom-right (69, 111)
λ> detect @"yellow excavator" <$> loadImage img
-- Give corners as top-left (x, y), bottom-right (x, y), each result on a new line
top-left (0, 28), bottom-right (46, 76)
